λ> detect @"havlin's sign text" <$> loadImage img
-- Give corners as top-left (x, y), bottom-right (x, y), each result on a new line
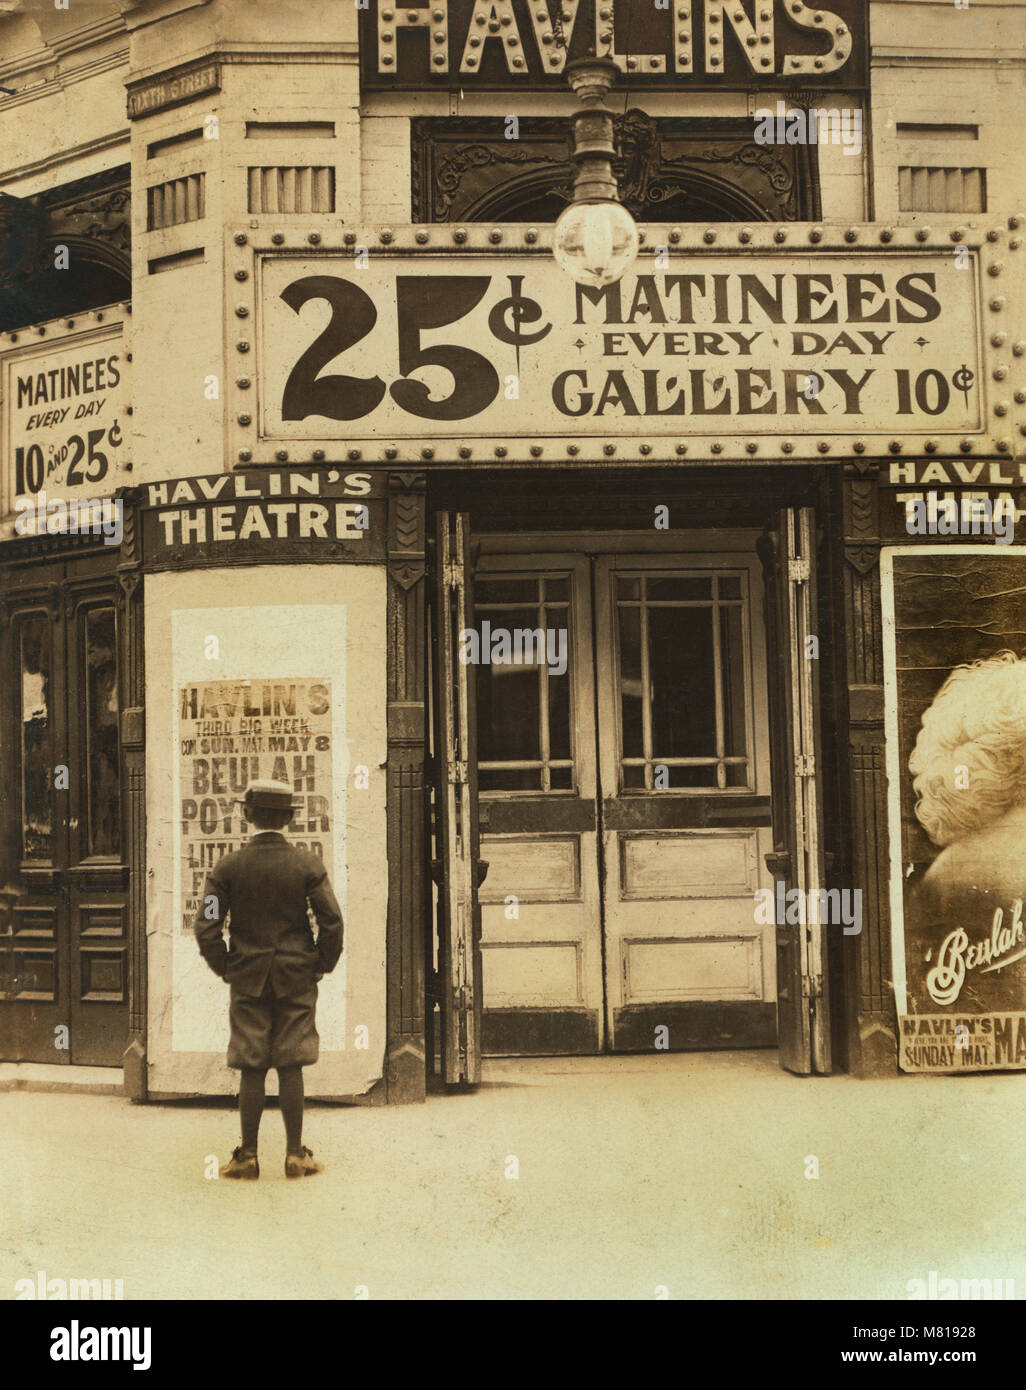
top-left (359, 0), bottom-right (867, 91)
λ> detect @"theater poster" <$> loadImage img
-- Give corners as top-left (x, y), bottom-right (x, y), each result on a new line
top-left (178, 678), bottom-right (333, 935)
top-left (883, 547), bottom-right (1026, 1073)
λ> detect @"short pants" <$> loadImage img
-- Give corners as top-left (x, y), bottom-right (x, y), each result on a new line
top-left (227, 976), bottom-right (320, 1070)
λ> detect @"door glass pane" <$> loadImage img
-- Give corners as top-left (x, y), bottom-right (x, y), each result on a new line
top-left (720, 605), bottom-right (748, 761)
top-left (84, 607), bottom-right (120, 857)
top-left (618, 605), bottom-right (644, 758)
top-left (475, 578), bottom-right (538, 605)
top-left (476, 603), bottom-right (542, 774)
top-left (548, 662), bottom-right (571, 761)
top-left (479, 767), bottom-right (541, 792)
top-left (670, 766), bottom-right (719, 788)
top-left (649, 607), bottom-right (715, 756)
top-left (647, 576), bottom-right (712, 602)
top-left (616, 570), bottom-right (752, 791)
top-left (20, 615), bottom-right (53, 860)
top-left (474, 575), bottom-right (575, 792)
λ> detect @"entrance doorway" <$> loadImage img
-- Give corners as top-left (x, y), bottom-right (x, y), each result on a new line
top-left (471, 533), bottom-right (776, 1055)
top-left (0, 557), bottom-right (129, 1065)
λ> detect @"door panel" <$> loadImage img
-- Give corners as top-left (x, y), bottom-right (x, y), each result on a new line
top-left (0, 563), bottom-right (129, 1066)
top-left (595, 555), bottom-right (777, 1053)
top-left (0, 592), bottom-right (70, 1062)
top-left (66, 591), bottom-right (129, 1065)
top-left (758, 509), bottom-right (830, 1075)
top-left (433, 512), bottom-right (483, 1083)
top-left (474, 555), bottom-right (604, 1054)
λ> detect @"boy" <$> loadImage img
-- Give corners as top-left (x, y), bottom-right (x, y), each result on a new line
top-left (193, 779), bottom-right (343, 1179)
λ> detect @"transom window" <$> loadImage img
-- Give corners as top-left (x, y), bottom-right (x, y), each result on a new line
top-left (615, 572), bottom-right (752, 791)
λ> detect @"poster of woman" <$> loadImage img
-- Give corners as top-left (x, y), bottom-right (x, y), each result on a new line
top-left (883, 546), bottom-right (1026, 1072)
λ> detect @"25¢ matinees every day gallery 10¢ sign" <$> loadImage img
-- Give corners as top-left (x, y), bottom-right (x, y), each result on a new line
top-left (232, 229), bottom-right (1025, 466)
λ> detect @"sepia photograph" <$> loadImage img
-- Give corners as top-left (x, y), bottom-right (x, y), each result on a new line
top-left (0, 0), bottom-right (1024, 1353)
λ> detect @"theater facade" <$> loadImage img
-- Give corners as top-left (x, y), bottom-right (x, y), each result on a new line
top-left (0, 0), bottom-right (1024, 1102)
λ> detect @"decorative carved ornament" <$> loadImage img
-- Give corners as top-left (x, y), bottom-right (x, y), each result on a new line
top-left (412, 113), bottom-right (820, 224)
top-left (843, 472), bottom-right (881, 575)
top-left (0, 168), bottom-right (130, 330)
top-left (37, 168), bottom-right (131, 278)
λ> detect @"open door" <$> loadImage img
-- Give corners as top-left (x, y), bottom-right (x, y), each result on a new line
top-left (0, 560), bottom-right (130, 1066)
top-left (433, 512), bottom-right (483, 1085)
top-left (758, 508), bottom-right (830, 1076)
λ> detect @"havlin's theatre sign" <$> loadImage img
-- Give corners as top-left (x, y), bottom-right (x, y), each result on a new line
top-left (230, 224), bottom-right (1022, 466)
top-left (358, 0), bottom-right (868, 91)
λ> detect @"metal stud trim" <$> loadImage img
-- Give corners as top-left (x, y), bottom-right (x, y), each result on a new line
top-left (221, 221), bottom-right (1026, 468)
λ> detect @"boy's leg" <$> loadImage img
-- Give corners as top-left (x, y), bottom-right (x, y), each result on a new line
top-left (279, 1065), bottom-right (322, 1177)
top-left (239, 1066), bottom-right (268, 1152)
top-left (271, 984), bottom-right (322, 1176)
top-left (276, 1064), bottom-right (304, 1154)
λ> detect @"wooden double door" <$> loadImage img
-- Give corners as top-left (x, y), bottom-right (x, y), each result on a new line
top-left (432, 508), bottom-right (833, 1081)
top-left (467, 532), bottom-right (779, 1056)
top-left (0, 557), bottom-right (130, 1065)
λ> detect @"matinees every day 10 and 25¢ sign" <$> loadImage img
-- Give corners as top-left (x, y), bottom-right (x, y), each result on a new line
top-left (1, 311), bottom-right (129, 520)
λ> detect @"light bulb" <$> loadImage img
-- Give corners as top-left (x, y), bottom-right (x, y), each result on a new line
top-left (552, 199), bottom-right (639, 288)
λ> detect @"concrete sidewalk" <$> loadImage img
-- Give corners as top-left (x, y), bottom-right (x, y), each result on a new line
top-left (2, 1050), bottom-right (1023, 1301)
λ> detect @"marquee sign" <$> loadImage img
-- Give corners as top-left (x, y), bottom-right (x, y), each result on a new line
top-left (139, 468), bottom-right (388, 567)
top-left (358, 0), bottom-right (868, 91)
top-left (0, 306), bottom-right (130, 527)
top-left (230, 222), bottom-right (1024, 465)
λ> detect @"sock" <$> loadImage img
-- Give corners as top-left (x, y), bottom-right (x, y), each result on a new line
top-left (277, 1065), bottom-right (305, 1153)
top-left (239, 1067), bottom-right (267, 1152)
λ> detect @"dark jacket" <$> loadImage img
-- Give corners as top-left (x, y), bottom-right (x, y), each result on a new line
top-left (193, 831), bottom-right (343, 998)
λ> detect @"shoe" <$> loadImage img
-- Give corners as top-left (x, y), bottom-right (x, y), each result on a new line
top-left (221, 1146), bottom-right (259, 1180)
top-left (285, 1146), bottom-right (323, 1178)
